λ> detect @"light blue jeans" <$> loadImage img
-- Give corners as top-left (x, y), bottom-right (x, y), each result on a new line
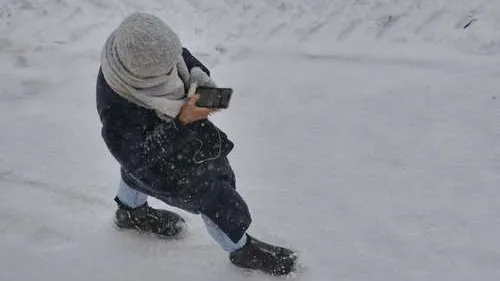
top-left (117, 180), bottom-right (247, 252)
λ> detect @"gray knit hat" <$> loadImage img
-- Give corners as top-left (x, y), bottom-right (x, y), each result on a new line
top-left (113, 12), bottom-right (182, 78)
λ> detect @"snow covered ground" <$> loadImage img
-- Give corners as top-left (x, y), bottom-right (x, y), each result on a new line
top-left (1, 0), bottom-right (499, 280)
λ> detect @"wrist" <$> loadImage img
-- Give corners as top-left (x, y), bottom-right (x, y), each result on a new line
top-left (175, 115), bottom-right (187, 126)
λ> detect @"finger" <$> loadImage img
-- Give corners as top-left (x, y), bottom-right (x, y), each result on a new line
top-left (188, 94), bottom-right (200, 106)
top-left (195, 107), bottom-right (212, 116)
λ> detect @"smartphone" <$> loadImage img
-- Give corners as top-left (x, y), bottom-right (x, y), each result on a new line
top-left (195, 86), bottom-right (233, 109)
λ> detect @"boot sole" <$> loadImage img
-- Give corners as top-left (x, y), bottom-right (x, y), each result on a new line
top-left (113, 219), bottom-right (189, 240)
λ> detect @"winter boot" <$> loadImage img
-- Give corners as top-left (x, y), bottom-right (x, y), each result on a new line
top-left (114, 197), bottom-right (186, 237)
top-left (229, 235), bottom-right (298, 276)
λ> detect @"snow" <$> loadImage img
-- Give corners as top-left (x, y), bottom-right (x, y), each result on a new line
top-left (1, 0), bottom-right (500, 280)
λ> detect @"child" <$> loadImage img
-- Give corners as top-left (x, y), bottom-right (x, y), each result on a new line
top-left (96, 12), bottom-right (296, 276)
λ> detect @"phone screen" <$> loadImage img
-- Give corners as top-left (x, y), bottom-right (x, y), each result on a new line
top-left (196, 87), bottom-right (233, 108)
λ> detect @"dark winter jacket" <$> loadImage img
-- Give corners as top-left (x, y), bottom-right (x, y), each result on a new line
top-left (96, 48), bottom-right (251, 242)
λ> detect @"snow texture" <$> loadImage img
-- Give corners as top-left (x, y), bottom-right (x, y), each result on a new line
top-left (1, 0), bottom-right (499, 280)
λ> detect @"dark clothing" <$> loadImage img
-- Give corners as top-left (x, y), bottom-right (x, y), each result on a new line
top-left (96, 48), bottom-right (251, 242)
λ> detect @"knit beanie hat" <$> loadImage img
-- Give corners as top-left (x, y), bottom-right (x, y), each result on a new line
top-left (114, 12), bottom-right (182, 80)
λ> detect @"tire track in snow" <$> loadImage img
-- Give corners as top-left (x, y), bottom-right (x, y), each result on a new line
top-left (297, 52), bottom-right (498, 76)
top-left (0, 170), bottom-right (109, 208)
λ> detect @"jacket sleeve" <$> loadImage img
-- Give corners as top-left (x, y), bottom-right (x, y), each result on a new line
top-left (101, 102), bottom-right (193, 176)
top-left (182, 48), bottom-right (210, 76)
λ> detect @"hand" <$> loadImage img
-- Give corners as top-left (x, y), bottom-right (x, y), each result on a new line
top-left (177, 94), bottom-right (215, 125)
top-left (190, 67), bottom-right (217, 87)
